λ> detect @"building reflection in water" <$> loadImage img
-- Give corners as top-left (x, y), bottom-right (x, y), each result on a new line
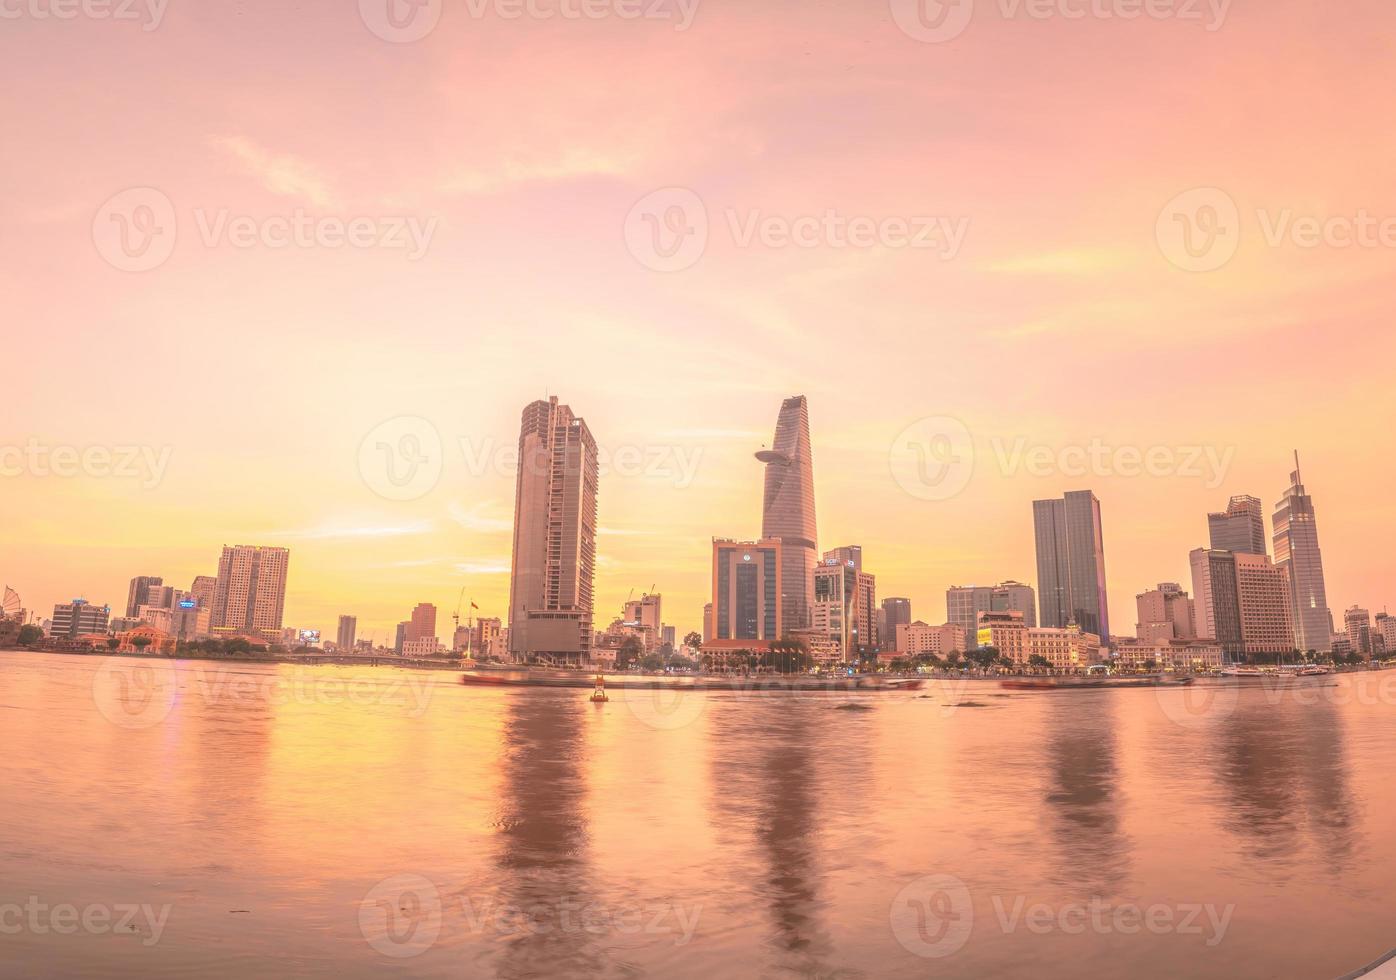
top-left (486, 692), bottom-right (602, 979)
top-left (1212, 687), bottom-right (1358, 875)
top-left (1041, 695), bottom-right (1130, 893)
top-left (708, 702), bottom-right (839, 976)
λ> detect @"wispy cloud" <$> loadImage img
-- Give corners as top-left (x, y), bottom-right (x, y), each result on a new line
top-left (210, 135), bottom-right (339, 208)
top-left (448, 499), bottom-right (512, 534)
top-left (454, 560), bottom-right (511, 575)
top-left (268, 521), bottom-right (433, 541)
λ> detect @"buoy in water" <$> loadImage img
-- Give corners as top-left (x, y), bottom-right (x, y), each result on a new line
top-left (590, 674), bottom-right (609, 703)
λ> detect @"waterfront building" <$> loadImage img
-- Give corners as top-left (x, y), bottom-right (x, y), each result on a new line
top-left (1135, 583), bottom-right (1197, 642)
top-left (710, 538), bottom-right (783, 642)
top-left (402, 637), bottom-right (443, 657)
top-left (211, 545), bottom-right (290, 637)
top-left (337, 615), bottom-right (357, 652)
top-left (894, 621), bottom-right (963, 657)
top-left (51, 599), bottom-right (110, 638)
top-left (1208, 495), bottom-right (1268, 556)
top-left (1115, 638), bottom-right (1225, 671)
top-left (1345, 605), bottom-right (1373, 657)
top-left (1378, 613), bottom-right (1396, 657)
top-left (1273, 455), bottom-right (1333, 653)
top-left (811, 558), bottom-right (876, 661)
top-left (756, 396), bottom-right (818, 629)
top-left (823, 545), bottom-right (862, 571)
top-left (126, 576), bottom-right (164, 618)
top-left (1026, 624), bottom-right (1102, 670)
top-left (1033, 490), bottom-right (1109, 641)
top-left (881, 597), bottom-right (912, 651)
top-left (1190, 549), bottom-right (1295, 662)
top-left (623, 593), bottom-right (663, 650)
top-left (407, 603), bottom-right (437, 644)
top-left (507, 396), bottom-right (599, 665)
top-left (947, 581), bottom-right (1037, 650)
top-left (976, 610), bottom-right (1029, 663)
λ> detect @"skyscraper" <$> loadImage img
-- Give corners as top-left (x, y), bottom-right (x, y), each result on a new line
top-left (1190, 548), bottom-right (1294, 662)
top-left (881, 597), bottom-right (912, 651)
top-left (1033, 491), bottom-right (1109, 641)
top-left (407, 603), bottom-right (437, 644)
top-left (507, 396), bottom-right (599, 664)
top-left (211, 545), bottom-right (290, 637)
top-left (710, 538), bottom-right (783, 642)
top-left (812, 558), bottom-right (877, 661)
top-left (126, 576), bottom-right (164, 618)
top-left (337, 615), bottom-right (357, 651)
top-left (756, 396), bottom-right (817, 632)
top-left (1208, 495), bottom-right (1267, 556)
top-left (1273, 454), bottom-right (1332, 653)
top-left (823, 545), bottom-right (862, 571)
top-left (1344, 605), bottom-right (1372, 657)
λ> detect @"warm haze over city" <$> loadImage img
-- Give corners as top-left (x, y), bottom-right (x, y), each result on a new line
top-left (4, 0), bottom-right (1395, 643)
top-left (6, 1), bottom-right (1396, 978)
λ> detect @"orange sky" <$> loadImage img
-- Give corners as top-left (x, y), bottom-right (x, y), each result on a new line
top-left (2, 0), bottom-right (1394, 641)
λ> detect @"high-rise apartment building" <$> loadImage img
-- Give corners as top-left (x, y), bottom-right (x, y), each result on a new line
top-left (211, 545), bottom-right (290, 637)
top-left (126, 576), bottom-right (164, 618)
top-left (710, 539), bottom-right (783, 642)
top-left (1376, 612), bottom-right (1396, 656)
top-left (947, 581), bottom-right (1037, 649)
top-left (756, 396), bottom-right (817, 630)
top-left (623, 593), bottom-right (663, 646)
top-left (407, 603), bottom-right (437, 644)
top-left (1273, 455), bottom-right (1332, 653)
top-left (1135, 583), bottom-right (1197, 642)
top-left (507, 397), bottom-right (599, 664)
top-left (1033, 491), bottom-right (1109, 641)
top-left (1208, 495), bottom-right (1267, 556)
top-left (190, 575), bottom-right (217, 610)
top-left (337, 615), bottom-right (357, 652)
top-left (1190, 549), bottom-right (1295, 662)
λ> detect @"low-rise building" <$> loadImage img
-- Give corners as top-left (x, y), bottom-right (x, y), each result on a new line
top-left (895, 621), bottom-right (964, 657)
top-left (1115, 638), bottom-right (1225, 671)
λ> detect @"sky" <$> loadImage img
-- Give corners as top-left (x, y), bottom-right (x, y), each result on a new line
top-left (2, 0), bottom-right (1395, 643)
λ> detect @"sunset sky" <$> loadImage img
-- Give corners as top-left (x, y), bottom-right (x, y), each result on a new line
top-left (3, 0), bottom-right (1394, 641)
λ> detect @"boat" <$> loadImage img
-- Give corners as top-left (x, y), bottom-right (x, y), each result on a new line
top-left (1001, 674), bottom-right (1195, 691)
top-left (589, 674), bottom-right (609, 703)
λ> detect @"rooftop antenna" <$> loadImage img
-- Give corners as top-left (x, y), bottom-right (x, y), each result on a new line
top-left (1294, 450), bottom-right (1302, 482)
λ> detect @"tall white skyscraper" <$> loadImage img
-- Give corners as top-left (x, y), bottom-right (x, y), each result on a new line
top-left (1273, 454), bottom-right (1332, 654)
top-left (756, 396), bottom-right (818, 631)
top-left (507, 397), bottom-right (599, 664)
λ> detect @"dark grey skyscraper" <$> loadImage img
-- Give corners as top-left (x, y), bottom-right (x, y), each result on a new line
top-left (126, 575), bottom-right (163, 618)
top-left (881, 597), bottom-right (911, 651)
top-left (756, 396), bottom-right (817, 631)
top-left (1208, 495), bottom-right (1267, 556)
top-left (1273, 454), bottom-right (1332, 654)
top-left (1033, 491), bottom-right (1110, 641)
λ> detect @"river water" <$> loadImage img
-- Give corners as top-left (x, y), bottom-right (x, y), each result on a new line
top-left (3, 650), bottom-right (1395, 978)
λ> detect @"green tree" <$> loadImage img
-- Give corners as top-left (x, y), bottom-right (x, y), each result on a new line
top-left (107, 637), bottom-right (121, 651)
top-left (17, 624), bottom-right (43, 647)
top-left (683, 631), bottom-right (702, 653)
top-left (131, 636), bottom-right (152, 653)
top-left (1028, 654), bottom-right (1051, 670)
top-left (617, 636), bottom-right (644, 670)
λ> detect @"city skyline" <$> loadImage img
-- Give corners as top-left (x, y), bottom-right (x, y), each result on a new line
top-left (6, 414), bottom-right (1387, 652)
